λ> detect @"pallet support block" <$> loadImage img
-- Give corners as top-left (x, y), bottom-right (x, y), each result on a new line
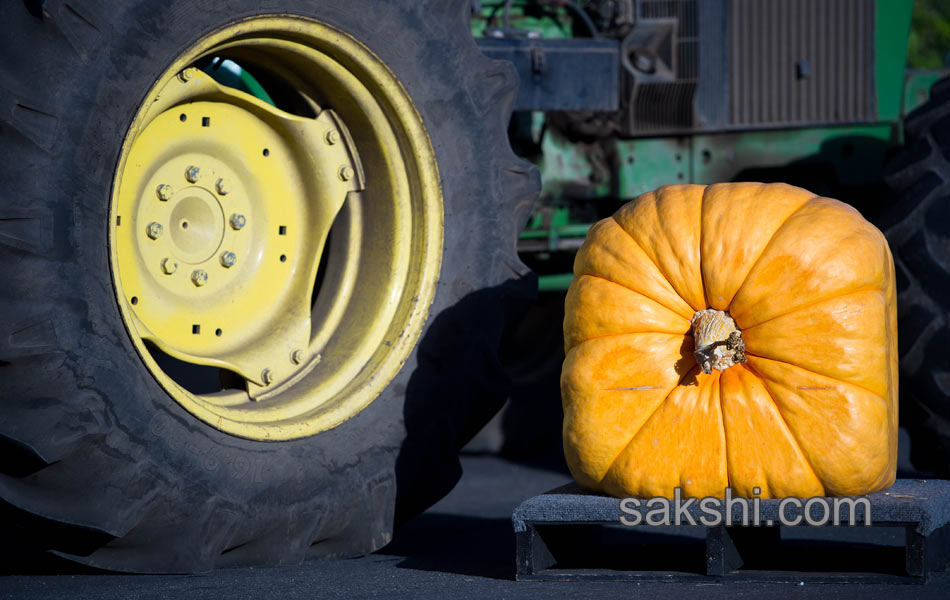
top-left (513, 480), bottom-right (950, 582)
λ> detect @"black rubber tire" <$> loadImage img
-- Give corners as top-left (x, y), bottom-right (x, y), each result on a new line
top-left (0, 0), bottom-right (538, 572)
top-left (880, 76), bottom-right (950, 477)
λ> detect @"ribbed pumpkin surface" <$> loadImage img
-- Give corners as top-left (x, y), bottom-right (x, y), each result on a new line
top-left (562, 182), bottom-right (897, 499)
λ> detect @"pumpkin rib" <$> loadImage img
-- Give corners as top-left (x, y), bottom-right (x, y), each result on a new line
top-left (579, 274), bottom-right (693, 326)
top-left (726, 364), bottom-right (826, 496)
top-left (711, 370), bottom-right (729, 494)
top-left (720, 371), bottom-right (735, 493)
top-left (740, 288), bottom-right (890, 396)
top-left (741, 353), bottom-right (886, 401)
top-left (601, 363), bottom-right (703, 486)
top-left (720, 194), bottom-right (819, 323)
top-left (727, 199), bottom-right (890, 328)
top-left (603, 369), bottom-right (727, 497)
top-left (719, 366), bottom-right (824, 498)
top-left (567, 331), bottom-right (691, 355)
top-left (739, 286), bottom-right (885, 333)
top-left (575, 218), bottom-right (696, 320)
top-left (567, 331), bottom-right (689, 353)
top-left (574, 270), bottom-right (694, 323)
top-left (700, 184), bottom-right (818, 311)
top-left (565, 274), bottom-right (692, 350)
top-left (609, 214), bottom-right (695, 312)
top-left (699, 182), bottom-right (765, 311)
top-left (614, 186), bottom-right (708, 312)
top-left (744, 356), bottom-right (893, 495)
top-left (562, 333), bottom-right (693, 488)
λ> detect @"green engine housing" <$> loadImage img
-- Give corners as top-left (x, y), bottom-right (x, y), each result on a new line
top-left (473, 0), bottom-right (944, 291)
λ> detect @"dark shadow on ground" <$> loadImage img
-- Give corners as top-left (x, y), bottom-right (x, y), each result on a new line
top-left (379, 513), bottom-right (514, 580)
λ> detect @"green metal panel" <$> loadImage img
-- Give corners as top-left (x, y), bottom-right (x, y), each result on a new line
top-left (537, 127), bottom-right (610, 200)
top-left (526, 122), bottom-right (902, 291)
top-left (538, 273), bottom-right (576, 292)
top-left (471, 1), bottom-right (573, 39)
top-left (552, 124), bottom-right (898, 204)
top-left (875, 0), bottom-right (915, 121)
top-left (614, 138), bottom-right (691, 199)
top-left (691, 124), bottom-right (898, 187)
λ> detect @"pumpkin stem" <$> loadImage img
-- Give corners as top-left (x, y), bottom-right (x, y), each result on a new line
top-left (691, 309), bottom-right (747, 374)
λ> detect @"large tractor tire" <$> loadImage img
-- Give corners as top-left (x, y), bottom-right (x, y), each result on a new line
top-left (881, 76), bottom-right (950, 477)
top-left (0, 0), bottom-right (538, 572)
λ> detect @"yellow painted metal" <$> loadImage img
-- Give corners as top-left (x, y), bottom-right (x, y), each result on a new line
top-left (109, 17), bottom-right (443, 439)
top-left (116, 73), bottom-right (361, 390)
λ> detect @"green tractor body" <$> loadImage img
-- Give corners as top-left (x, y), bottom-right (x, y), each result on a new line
top-left (471, 0), bottom-right (943, 291)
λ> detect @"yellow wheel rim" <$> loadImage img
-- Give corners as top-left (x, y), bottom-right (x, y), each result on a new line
top-left (109, 16), bottom-right (443, 440)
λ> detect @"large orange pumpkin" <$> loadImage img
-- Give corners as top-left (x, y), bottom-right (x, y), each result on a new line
top-left (562, 183), bottom-right (897, 499)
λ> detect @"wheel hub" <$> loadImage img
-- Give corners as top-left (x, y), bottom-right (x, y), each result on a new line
top-left (114, 70), bottom-right (362, 392)
top-left (166, 187), bottom-right (225, 263)
top-left (109, 17), bottom-right (443, 440)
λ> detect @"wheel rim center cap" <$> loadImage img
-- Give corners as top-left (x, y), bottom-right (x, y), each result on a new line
top-left (168, 187), bottom-right (225, 264)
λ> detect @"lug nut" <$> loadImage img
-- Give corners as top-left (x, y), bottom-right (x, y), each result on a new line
top-left (179, 68), bottom-right (197, 82)
top-left (146, 222), bottom-right (164, 240)
top-left (291, 349), bottom-right (304, 365)
top-left (338, 166), bottom-right (354, 181)
top-left (261, 368), bottom-right (273, 385)
top-left (191, 269), bottom-right (208, 287)
top-left (220, 251), bottom-right (237, 268)
top-left (324, 130), bottom-right (340, 145)
top-left (229, 213), bottom-right (247, 230)
top-left (185, 165), bottom-right (201, 183)
top-left (161, 257), bottom-right (178, 275)
top-left (156, 184), bottom-right (174, 201)
top-left (216, 178), bottom-right (230, 195)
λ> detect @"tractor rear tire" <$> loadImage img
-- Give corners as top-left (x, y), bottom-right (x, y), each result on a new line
top-left (0, 0), bottom-right (537, 572)
top-left (881, 76), bottom-right (950, 476)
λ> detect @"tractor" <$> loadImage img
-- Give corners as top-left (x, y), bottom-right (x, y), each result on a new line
top-left (0, 0), bottom-right (946, 573)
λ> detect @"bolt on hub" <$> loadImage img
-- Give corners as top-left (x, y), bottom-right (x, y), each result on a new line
top-left (220, 251), bottom-right (237, 268)
top-left (178, 67), bottom-right (197, 82)
top-left (185, 165), bottom-right (201, 183)
top-left (161, 257), bottom-right (178, 274)
top-left (146, 222), bottom-right (164, 240)
top-left (156, 184), bottom-right (174, 201)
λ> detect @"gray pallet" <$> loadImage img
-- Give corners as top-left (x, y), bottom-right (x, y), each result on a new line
top-left (513, 479), bottom-right (950, 583)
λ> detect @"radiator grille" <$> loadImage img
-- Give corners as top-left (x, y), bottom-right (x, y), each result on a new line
top-left (728, 0), bottom-right (875, 126)
top-left (632, 0), bottom-right (699, 130)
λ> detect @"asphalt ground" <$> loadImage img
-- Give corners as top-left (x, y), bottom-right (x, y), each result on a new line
top-left (2, 451), bottom-right (950, 600)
